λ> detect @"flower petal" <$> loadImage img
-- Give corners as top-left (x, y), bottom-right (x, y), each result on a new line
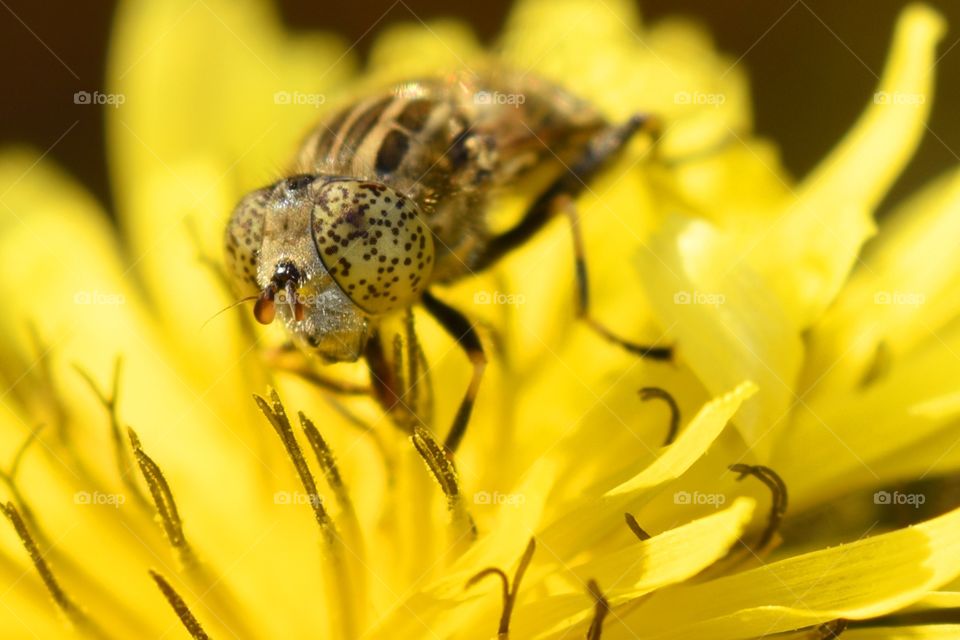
top-left (638, 215), bottom-right (800, 455)
top-left (106, 0), bottom-right (352, 353)
top-left (803, 166), bottom-right (960, 401)
top-left (508, 497), bottom-right (756, 639)
top-left (609, 502), bottom-right (960, 639)
top-left (744, 4), bottom-right (944, 328)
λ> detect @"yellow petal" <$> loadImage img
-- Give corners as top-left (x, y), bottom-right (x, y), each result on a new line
top-left (775, 320), bottom-right (960, 508)
top-left (744, 4), bottom-right (944, 328)
top-left (528, 382), bottom-right (754, 561)
top-left (606, 381), bottom-right (756, 496)
top-left (509, 497), bottom-right (756, 639)
top-left (638, 215), bottom-right (800, 455)
top-left (610, 502), bottom-right (960, 639)
top-left (106, 0), bottom-right (352, 353)
top-left (804, 166), bottom-right (960, 401)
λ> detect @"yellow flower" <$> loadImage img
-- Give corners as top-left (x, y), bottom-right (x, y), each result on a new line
top-left (2, 0), bottom-right (960, 638)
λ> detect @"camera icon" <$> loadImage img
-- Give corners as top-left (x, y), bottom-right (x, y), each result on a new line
top-left (673, 291), bottom-right (691, 305)
top-left (473, 490), bottom-right (491, 505)
top-left (274, 490), bottom-right (291, 504)
top-left (873, 91), bottom-right (891, 105)
top-left (474, 91), bottom-right (492, 105)
top-left (873, 291), bottom-right (892, 305)
top-left (74, 91), bottom-right (92, 104)
top-left (674, 91), bottom-right (692, 105)
top-left (873, 490), bottom-right (892, 505)
top-left (274, 91), bottom-right (291, 105)
top-left (74, 491), bottom-right (91, 505)
top-left (474, 290), bottom-right (492, 305)
top-left (673, 490), bottom-right (691, 505)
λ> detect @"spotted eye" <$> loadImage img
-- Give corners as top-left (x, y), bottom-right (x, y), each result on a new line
top-left (224, 190), bottom-right (267, 296)
top-left (311, 180), bottom-right (434, 315)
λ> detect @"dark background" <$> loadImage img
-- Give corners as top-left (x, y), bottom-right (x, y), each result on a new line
top-left (3, 0), bottom-right (959, 217)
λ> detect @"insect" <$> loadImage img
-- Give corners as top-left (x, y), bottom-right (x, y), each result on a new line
top-left (224, 70), bottom-right (672, 455)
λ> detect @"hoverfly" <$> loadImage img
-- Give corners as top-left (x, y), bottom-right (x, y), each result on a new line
top-left (224, 70), bottom-right (672, 455)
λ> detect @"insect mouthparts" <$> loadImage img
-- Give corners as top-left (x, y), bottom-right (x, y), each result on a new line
top-left (272, 260), bottom-right (302, 287)
top-left (254, 260), bottom-right (305, 325)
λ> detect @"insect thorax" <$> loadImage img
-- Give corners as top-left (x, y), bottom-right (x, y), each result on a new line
top-left (293, 72), bottom-right (607, 283)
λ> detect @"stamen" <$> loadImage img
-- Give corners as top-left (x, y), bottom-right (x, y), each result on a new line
top-left (729, 464), bottom-right (788, 554)
top-left (392, 332), bottom-right (406, 399)
top-left (405, 310), bottom-right (420, 395)
top-left (638, 387), bottom-right (680, 445)
top-left (74, 358), bottom-right (149, 508)
top-left (254, 390), bottom-right (335, 540)
top-left (1, 502), bottom-right (106, 637)
top-left (186, 217), bottom-right (231, 290)
top-left (848, 606), bottom-right (960, 628)
top-left (255, 390), bottom-right (358, 638)
top-left (300, 412), bottom-right (361, 533)
top-left (762, 618), bottom-right (849, 639)
top-left (323, 395), bottom-right (396, 483)
top-left (0, 426), bottom-right (45, 538)
top-left (859, 341), bottom-right (891, 387)
top-left (623, 513), bottom-right (651, 541)
top-left (411, 425), bottom-right (477, 541)
top-left (816, 619), bottom-right (847, 639)
top-left (27, 324), bottom-right (68, 443)
top-left (128, 428), bottom-right (193, 563)
top-left (149, 569), bottom-right (210, 640)
top-left (586, 579), bottom-right (609, 640)
top-left (2, 424), bottom-right (42, 484)
top-left (466, 537), bottom-right (536, 637)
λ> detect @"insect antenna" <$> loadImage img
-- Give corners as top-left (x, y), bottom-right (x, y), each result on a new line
top-left (200, 294), bottom-right (260, 331)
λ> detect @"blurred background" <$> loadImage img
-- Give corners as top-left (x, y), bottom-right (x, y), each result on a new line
top-left (2, 0), bottom-right (959, 218)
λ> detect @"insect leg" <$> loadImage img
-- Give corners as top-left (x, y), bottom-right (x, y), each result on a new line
top-left (263, 343), bottom-right (370, 394)
top-left (476, 115), bottom-right (671, 359)
top-left (420, 291), bottom-right (486, 454)
top-left (559, 195), bottom-right (672, 360)
top-left (364, 315), bottom-right (434, 433)
top-left (474, 114), bottom-right (659, 271)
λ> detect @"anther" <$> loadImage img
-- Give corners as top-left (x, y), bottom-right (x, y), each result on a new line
top-left (466, 537), bottom-right (536, 637)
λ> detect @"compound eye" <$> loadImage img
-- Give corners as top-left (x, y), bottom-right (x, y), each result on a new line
top-left (312, 180), bottom-right (434, 315)
top-left (224, 190), bottom-right (268, 297)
